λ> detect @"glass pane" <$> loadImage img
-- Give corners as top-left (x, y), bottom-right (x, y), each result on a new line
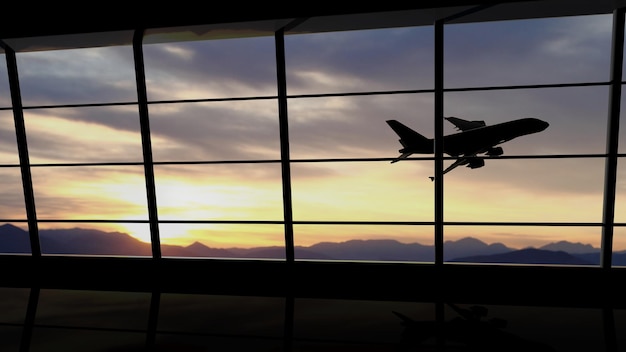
top-left (288, 93), bottom-right (434, 159)
top-left (294, 299), bottom-right (433, 346)
top-left (291, 162), bottom-right (434, 222)
top-left (31, 166), bottom-right (149, 221)
top-left (17, 46), bottom-right (136, 106)
top-left (613, 227), bottom-right (626, 267)
top-left (37, 222), bottom-right (151, 256)
top-left (293, 225), bottom-right (434, 262)
top-left (614, 159), bottom-right (626, 224)
top-left (444, 226), bottom-right (601, 266)
top-left (445, 14), bottom-right (612, 87)
top-left (35, 289), bottom-right (151, 330)
top-left (0, 53), bottom-right (10, 107)
top-left (285, 26), bottom-right (434, 95)
top-left (154, 164), bottom-right (283, 221)
top-left (444, 86), bottom-right (608, 156)
top-left (607, 88), bottom-right (626, 154)
top-left (0, 222), bottom-right (30, 254)
top-left (0, 111), bottom-right (19, 164)
top-left (0, 168), bottom-right (26, 220)
top-left (24, 106), bottom-right (143, 164)
top-left (159, 223), bottom-right (284, 258)
top-left (150, 100), bottom-right (280, 162)
top-left (157, 294), bottom-right (284, 336)
top-left (444, 158), bottom-right (605, 223)
top-left (143, 35), bottom-right (276, 101)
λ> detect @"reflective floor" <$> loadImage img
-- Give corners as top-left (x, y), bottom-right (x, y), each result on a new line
top-left (0, 287), bottom-right (623, 351)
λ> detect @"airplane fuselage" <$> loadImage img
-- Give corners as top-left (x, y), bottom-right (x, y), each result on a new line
top-left (442, 118), bottom-right (549, 156)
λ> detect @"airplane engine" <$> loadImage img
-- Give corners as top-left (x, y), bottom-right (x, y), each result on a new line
top-left (466, 158), bottom-right (485, 169)
top-left (486, 147), bottom-right (504, 156)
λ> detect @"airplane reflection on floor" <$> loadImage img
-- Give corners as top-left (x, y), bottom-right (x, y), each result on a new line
top-left (0, 287), bottom-right (621, 351)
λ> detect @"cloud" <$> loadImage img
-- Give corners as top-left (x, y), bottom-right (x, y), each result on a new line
top-left (284, 26), bottom-right (435, 93)
top-left (444, 14), bottom-right (612, 86)
top-left (29, 165), bottom-right (149, 220)
top-left (143, 36), bottom-right (278, 100)
top-left (16, 46), bottom-right (137, 105)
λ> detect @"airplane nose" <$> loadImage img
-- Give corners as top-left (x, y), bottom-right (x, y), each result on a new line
top-left (531, 118), bottom-right (549, 131)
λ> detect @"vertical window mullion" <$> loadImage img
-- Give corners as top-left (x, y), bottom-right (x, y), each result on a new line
top-left (1, 41), bottom-right (41, 257)
top-left (133, 30), bottom-right (161, 259)
top-left (275, 28), bottom-right (295, 263)
top-left (434, 20), bottom-right (445, 266)
top-left (601, 7), bottom-right (625, 269)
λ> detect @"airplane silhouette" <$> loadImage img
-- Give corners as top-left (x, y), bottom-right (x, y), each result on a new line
top-left (393, 303), bottom-right (558, 351)
top-left (386, 116), bottom-right (549, 180)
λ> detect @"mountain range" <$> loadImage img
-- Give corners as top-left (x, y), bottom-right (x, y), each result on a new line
top-left (0, 223), bottom-right (623, 265)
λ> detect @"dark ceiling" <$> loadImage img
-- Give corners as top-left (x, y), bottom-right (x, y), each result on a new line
top-left (0, 1), bottom-right (541, 39)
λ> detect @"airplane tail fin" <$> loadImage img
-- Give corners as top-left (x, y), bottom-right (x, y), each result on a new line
top-left (392, 311), bottom-right (416, 326)
top-left (386, 120), bottom-right (433, 155)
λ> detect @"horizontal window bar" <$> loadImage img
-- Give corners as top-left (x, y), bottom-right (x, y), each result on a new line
top-left (17, 153), bottom-right (624, 168)
top-left (2, 80), bottom-right (618, 112)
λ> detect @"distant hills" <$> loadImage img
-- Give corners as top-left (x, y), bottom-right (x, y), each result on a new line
top-left (1, 223), bottom-right (623, 265)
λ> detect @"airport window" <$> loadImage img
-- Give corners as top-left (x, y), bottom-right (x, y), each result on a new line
top-left (0, 7), bottom-right (624, 267)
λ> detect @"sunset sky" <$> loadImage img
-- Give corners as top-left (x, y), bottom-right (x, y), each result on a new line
top-left (1, 11), bottom-right (625, 252)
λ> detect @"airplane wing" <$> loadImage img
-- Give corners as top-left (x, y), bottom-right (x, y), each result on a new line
top-left (445, 116), bottom-right (486, 131)
top-left (429, 157), bottom-right (470, 181)
top-left (391, 152), bottom-right (412, 163)
top-left (430, 153), bottom-right (491, 180)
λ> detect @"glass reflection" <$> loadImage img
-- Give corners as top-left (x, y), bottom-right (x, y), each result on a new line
top-left (0, 287), bottom-right (616, 352)
top-left (30, 328), bottom-right (146, 352)
top-left (35, 289), bottom-right (150, 330)
top-left (158, 294), bottom-right (284, 335)
top-left (0, 326), bottom-right (21, 352)
top-left (294, 299), bottom-right (434, 347)
top-left (0, 287), bottom-right (30, 324)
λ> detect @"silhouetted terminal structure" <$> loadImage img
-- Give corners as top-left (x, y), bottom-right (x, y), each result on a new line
top-left (1, 1), bottom-right (625, 351)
